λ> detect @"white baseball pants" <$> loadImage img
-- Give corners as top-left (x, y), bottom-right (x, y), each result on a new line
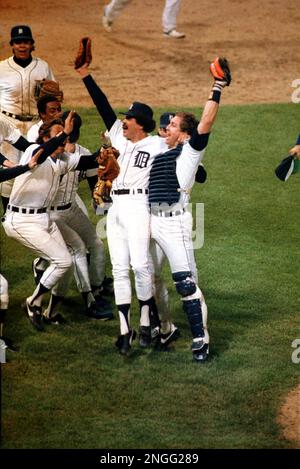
top-left (107, 195), bottom-right (152, 305)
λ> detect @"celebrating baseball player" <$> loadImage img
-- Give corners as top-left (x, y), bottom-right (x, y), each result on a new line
top-left (33, 111), bottom-right (113, 322)
top-left (0, 25), bottom-right (56, 211)
top-left (1, 113), bottom-right (104, 331)
top-left (148, 58), bottom-right (232, 362)
top-left (75, 51), bottom-right (168, 355)
top-left (0, 148), bottom-right (43, 348)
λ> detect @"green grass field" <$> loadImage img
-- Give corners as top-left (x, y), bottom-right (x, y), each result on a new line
top-left (0, 103), bottom-right (299, 449)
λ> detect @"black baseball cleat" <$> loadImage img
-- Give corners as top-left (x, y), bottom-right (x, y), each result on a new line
top-left (191, 340), bottom-right (209, 363)
top-left (94, 294), bottom-right (114, 311)
top-left (43, 313), bottom-right (67, 325)
top-left (138, 325), bottom-right (152, 348)
top-left (101, 277), bottom-right (114, 297)
top-left (160, 325), bottom-right (181, 347)
top-left (115, 329), bottom-right (136, 355)
top-left (32, 258), bottom-right (45, 286)
top-left (86, 302), bottom-right (114, 320)
top-left (23, 299), bottom-right (45, 332)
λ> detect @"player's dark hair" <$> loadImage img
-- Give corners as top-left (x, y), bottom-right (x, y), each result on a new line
top-left (135, 115), bottom-right (156, 133)
top-left (37, 95), bottom-right (61, 116)
top-left (176, 112), bottom-right (198, 136)
top-left (37, 118), bottom-right (64, 144)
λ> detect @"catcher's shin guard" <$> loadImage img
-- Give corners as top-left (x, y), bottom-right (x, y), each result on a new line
top-left (182, 298), bottom-right (204, 339)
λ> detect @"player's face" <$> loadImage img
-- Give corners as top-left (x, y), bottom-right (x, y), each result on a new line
top-left (165, 115), bottom-right (184, 148)
top-left (122, 116), bottom-right (142, 142)
top-left (11, 40), bottom-right (33, 60)
top-left (41, 102), bottom-right (62, 122)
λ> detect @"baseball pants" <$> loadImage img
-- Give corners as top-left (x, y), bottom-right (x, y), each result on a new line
top-left (2, 212), bottom-right (72, 290)
top-left (106, 195), bottom-right (152, 305)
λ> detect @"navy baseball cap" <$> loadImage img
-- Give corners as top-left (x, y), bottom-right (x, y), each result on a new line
top-left (10, 25), bottom-right (34, 45)
top-left (119, 102), bottom-right (154, 120)
top-left (159, 112), bottom-right (175, 129)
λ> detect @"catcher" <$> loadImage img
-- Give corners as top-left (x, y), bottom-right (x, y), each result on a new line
top-left (93, 144), bottom-right (120, 206)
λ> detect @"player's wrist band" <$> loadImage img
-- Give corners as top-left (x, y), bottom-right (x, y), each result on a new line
top-left (296, 134), bottom-right (300, 145)
top-left (209, 90), bottom-right (221, 103)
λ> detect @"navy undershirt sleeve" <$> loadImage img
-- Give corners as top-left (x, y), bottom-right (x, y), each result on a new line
top-left (76, 150), bottom-right (99, 171)
top-left (82, 75), bottom-right (117, 131)
top-left (0, 164), bottom-right (30, 183)
top-left (189, 130), bottom-right (210, 151)
top-left (13, 135), bottom-right (31, 152)
top-left (32, 132), bottom-right (69, 164)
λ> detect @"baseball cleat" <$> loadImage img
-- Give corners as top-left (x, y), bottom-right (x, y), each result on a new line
top-left (160, 324), bottom-right (180, 347)
top-left (86, 302), bottom-right (114, 320)
top-left (102, 7), bottom-right (113, 32)
top-left (32, 258), bottom-right (45, 286)
top-left (191, 340), bottom-right (209, 363)
top-left (138, 325), bottom-right (151, 348)
top-left (23, 299), bottom-right (45, 332)
top-left (101, 276), bottom-right (114, 296)
top-left (163, 29), bottom-right (185, 39)
top-left (43, 312), bottom-right (67, 325)
top-left (94, 295), bottom-right (113, 312)
top-left (115, 329), bottom-right (136, 355)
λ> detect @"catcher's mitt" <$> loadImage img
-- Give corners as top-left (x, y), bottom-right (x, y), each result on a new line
top-left (210, 57), bottom-right (231, 86)
top-left (93, 146), bottom-right (120, 206)
top-left (34, 79), bottom-right (64, 102)
top-left (74, 37), bottom-right (92, 69)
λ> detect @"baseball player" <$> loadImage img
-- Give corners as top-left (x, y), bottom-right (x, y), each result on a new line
top-left (102, 0), bottom-right (185, 38)
top-left (0, 149), bottom-right (43, 347)
top-left (33, 111), bottom-right (112, 321)
top-left (1, 114), bottom-right (103, 331)
top-left (0, 25), bottom-right (55, 211)
top-left (27, 93), bottom-right (90, 217)
top-left (150, 112), bottom-right (208, 345)
top-left (148, 58), bottom-right (231, 362)
top-left (76, 63), bottom-right (167, 355)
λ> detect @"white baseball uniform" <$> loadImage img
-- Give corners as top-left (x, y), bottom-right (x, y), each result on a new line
top-left (0, 55), bottom-right (55, 197)
top-left (2, 144), bottom-right (80, 292)
top-left (103, 0), bottom-right (182, 32)
top-left (150, 138), bottom-right (209, 343)
top-left (107, 119), bottom-right (167, 305)
top-left (47, 144), bottom-right (105, 297)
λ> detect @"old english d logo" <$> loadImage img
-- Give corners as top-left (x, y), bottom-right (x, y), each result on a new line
top-left (134, 151), bottom-right (150, 168)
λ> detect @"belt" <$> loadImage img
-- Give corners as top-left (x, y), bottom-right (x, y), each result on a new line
top-left (111, 188), bottom-right (149, 195)
top-left (50, 203), bottom-right (72, 211)
top-left (151, 208), bottom-right (185, 217)
top-left (7, 204), bottom-right (47, 214)
top-left (1, 110), bottom-right (37, 122)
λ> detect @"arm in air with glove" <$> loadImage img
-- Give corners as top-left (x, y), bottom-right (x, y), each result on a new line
top-left (74, 38), bottom-right (117, 131)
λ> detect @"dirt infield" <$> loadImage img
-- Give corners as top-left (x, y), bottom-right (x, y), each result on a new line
top-left (1, 0), bottom-right (299, 445)
top-left (277, 384), bottom-right (300, 446)
top-left (1, 0), bottom-right (299, 107)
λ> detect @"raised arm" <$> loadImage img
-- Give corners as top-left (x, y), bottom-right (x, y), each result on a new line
top-left (190, 57), bottom-right (231, 150)
top-left (76, 64), bottom-right (117, 131)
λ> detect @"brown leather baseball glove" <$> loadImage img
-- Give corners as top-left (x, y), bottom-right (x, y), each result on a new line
top-left (74, 37), bottom-right (92, 69)
top-left (93, 146), bottom-right (120, 206)
top-left (34, 79), bottom-right (64, 102)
